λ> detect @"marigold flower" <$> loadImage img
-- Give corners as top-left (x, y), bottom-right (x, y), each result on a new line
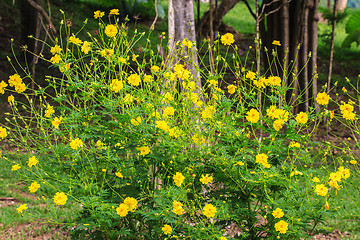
top-left (0, 81), bottom-right (8, 94)
top-left (28, 181), bottom-right (40, 193)
top-left (273, 119), bottom-right (285, 131)
top-left (200, 174), bottom-right (213, 185)
top-left (17, 204), bottom-right (28, 213)
top-left (162, 224), bottom-right (172, 235)
top-left (272, 40), bottom-right (281, 46)
top-left (267, 76), bottom-right (281, 86)
top-left (296, 112), bottom-right (308, 124)
top-left (15, 82), bottom-right (26, 93)
top-left (110, 79), bottom-right (123, 92)
top-left (173, 172), bottom-right (185, 187)
top-left (45, 105), bottom-right (55, 118)
top-left (8, 95), bottom-right (15, 104)
top-left (227, 84), bottom-right (236, 94)
top-left (81, 41), bottom-right (91, 54)
top-left (151, 65), bottom-right (160, 72)
top-left (28, 156), bottom-right (38, 167)
top-left (50, 45), bottom-right (62, 55)
top-left (272, 208), bottom-right (284, 218)
top-left (172, 200), bottom-right (184, 215)
top-left (312, 177), bottom-right (320, 183)
top-left (155, 120), bottom-right (170, 132)
top-left (221, 33), bottom-right (234, 45)
top-left (130, 116), bottom-right (141, 126)
top-left (182, 38), bottom-right (193, 48)
top-left (127, 74), bottom-right (141, 86)
top-left (274, 220), bottom-right (288, 234)
top-left (314, 184), bottom-right (328, 196)
top-left (137, 146), bottom-right (151, 156)
top-left (116, 203), bottom-right (129, 217)
top-left (316, 92), bottom-right (330, 105)
top-left (123, 197), bottom-right (138, 212)
top-left (246, 108), bottom-right (260, 123)
top-left (325, 201), bottom-right (329, 210)
top-left (11, 164), bottom-right (21, 171)
top-left (94, 10), bottom-right (105, 19)
top-left (203, 204), bottom-right (217, 218)
top-left (246, 71), bottom-right (256, 80)
top-left (8, 74), bottom-right (22, 87)
top-left (105, 24), bottom-right (118, 38)
top-left (52, 117), bottom-right (62, 129)
top-left (100, 48), bottom-right (114, 58)
top-left (202, 106), bottom-right (216, 119)
top-left (53, 192), bottom-right (67, 205)
top-left (115, 172), bottom-right (123, 178)
top-left (68, 36), bottom-right (83, 45)
top-left (337, 166), bottom-right (350, 179)
top-left (220, 237), bottom-right (227, 240)
top-left (0, 126), bottom-right (7, 139)
top-left (256, 153), bottom-right (268, 166)
top-left (163, 106), bottom-right (175, 117)
top-left (118, 57), bottom-right (127, 64)
top-left (110, 9), bottom-right (119, 15)
top-left (253, 78), bottom-right (266, 88)
top-left (70, 138), bottom-right (83, 150)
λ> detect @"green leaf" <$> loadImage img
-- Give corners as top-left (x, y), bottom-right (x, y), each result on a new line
top-left (342, 29), bottom-right (360, 48)
top-left (345, 9), bottom-right (360, 34)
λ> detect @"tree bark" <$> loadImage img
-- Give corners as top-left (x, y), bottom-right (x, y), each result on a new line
top-left (198, 0), bottom-right (242, 38)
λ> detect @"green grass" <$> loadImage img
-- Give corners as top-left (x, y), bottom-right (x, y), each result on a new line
top-left (0, 154), bottom-right (75, 239)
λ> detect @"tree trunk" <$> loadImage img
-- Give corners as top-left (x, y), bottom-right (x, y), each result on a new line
top-left (198, 0), bottom-right (242, 38)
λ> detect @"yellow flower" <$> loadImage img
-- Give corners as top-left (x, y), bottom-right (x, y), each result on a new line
top-left (68, 36), bottom-right (83, 45)
top-left (296, 112), bottom-right (308, 124)
top-left (199, 174), bottom-right (213, 185)
top-left (118, 57), bottom-right (127, 64)
top-left (45, 105), bottom-right (55, 118)
top-left (155, 120), bottom-right (170, 132)
top-left (220, 237), bottom-right (227, 240)
top-left (220, 33), bottom-right (234, 45)
top-left (131, 116), bottom-right (142, 126)
top-left (105, 24), bottom-right (118, 38)
top-left (235, 161), bottom-right (245, 166)
top-left (52, 117), bottom-right (62, 129)
top-left (70, 138), bottom-right (83, 150)
top-left (28, 156), bottom-right (38, 167)
top-left (203, 204), bottom-right (217, 218)
top-left (50, 54), bottom-right (62, 64)
top-left (136, 146), bottom-right (151, 156)
top-left (81, 41), bottom-right (91, 54)
top-left (272, 40), bottom-right (281, 46)
top-left (127, 74), bottom-right (141, 86)
top-left (267, 76), bottom-right (281, 86)
top-left (272, 208), bottom-right (284, 218)
top-left (246, 71), bottom-right (256, 80)
top-left (246, 108), bottom-right (260, 123)
top-left (173, 172), bottom-right (185, 187)
top-left (8, 95), bottom-right (15, 104)
top-left (94, 10), bottom-right (105, 19)
top-left (124, 197), bottom-right (138, 212)
top-left (227, 84), bottom-right (236, 94)
top-left (325, 201), bottom-right (329, 210)
top-left (109, 9), bottom-right (119, 15)
top-left (202, 106), bottom-right (216, 119)
top-left (289, 141), bottom-right (300, 148)
top-left (273, 119), bottom-right (285, 131)
top-left (8, 74), bottom-right (22, 87)
top-left (110, 79), bottom-right (123, 92)
top-left (116, 203), bottom-right (129, 217)
top-left (59, 63), bottom-right (71, 73)
top-left (100, 48), bottom-right (114, 58)
top-left (316, 92), bottom-right (330, 105)
top-left (0, 126), bottom-right (7, 139)
top-left (172, 200), bottom-right (184, 215)
top-left (274, 220), bottom-right (288, 234)
top-left (182, 38), bottom-right (193, 48)
top-left (28, 181), bottom-right (40, 193)
top-left (123, 94), bottom-right (134, 103)
top-left (314, 184), bottom-right (328, 196)
top-left (253, 77), bottom-right (266, 88)
top-left (342, 110), bottom-right (355, 120)
top-left (132, 54), bottom-right (139, 62)
top-left (17, 204), bottom-right (28, 213)
top-left (11, 164), bottom-right (21, 171)
top-left (50, 45), bottom-right (62, 55)
top-left (53, 192), bottom-right (67, 205)
top-left (163, 106), bottom-right (175, 117)
top-left (312, 177), bottom-right (320, 183)
top-left (162, 224), bottom-right (172, 235)
top-left (337, 166), bottom-right (350, 179)
top-left (0, 81), bottom-right (8, 94)
top-left (15, 82), bottom-right (26, 93)
top-left (256, 153), bottom-right (268, 166)
top-left (151, 65), bottom-right (160, 72)
top-left (144, 74), bottom-right (153, 83)
top-left (115, 172), bottom-right (123, 178)
top-left (350, 160), bottom-right (357, 165)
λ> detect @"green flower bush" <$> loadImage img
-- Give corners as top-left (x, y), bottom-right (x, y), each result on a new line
top-left (0, 9), bottom-right (357, 239)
